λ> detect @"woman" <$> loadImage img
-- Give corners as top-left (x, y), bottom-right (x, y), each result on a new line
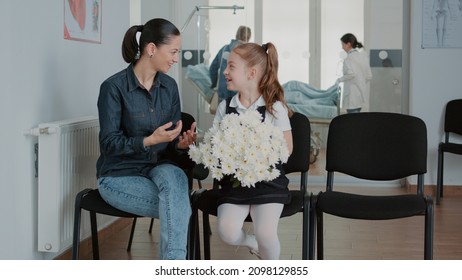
top-left (96, 18), bottom-right (196, 260)
top-left (209, 25), bottom-right (252, 104)
top-left (214, 42), bottom-right (293, 260)
top-left (337, 33), bottom-right (372, 113)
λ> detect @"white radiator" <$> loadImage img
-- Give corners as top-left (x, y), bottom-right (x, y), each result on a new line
top-left (32, 116), bottom-right (112, 253)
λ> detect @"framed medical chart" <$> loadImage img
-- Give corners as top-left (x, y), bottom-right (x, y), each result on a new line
top-left (64, 0), bottom-right (102, 44)
top-left (422, 0), bottom-right (462, 48)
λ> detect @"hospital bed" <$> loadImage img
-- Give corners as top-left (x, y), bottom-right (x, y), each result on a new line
top-left (185, 63), bottom-right (215, 104)
top-left (283, 80), bottom-right (340, 121)
top-left (185, 63), bottom-right (340, 121)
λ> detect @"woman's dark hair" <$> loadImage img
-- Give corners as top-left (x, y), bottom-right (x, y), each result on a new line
top-left (122, 18), bottom-right (180, 63)
top-left (340, 33), bottom-right (364, 49)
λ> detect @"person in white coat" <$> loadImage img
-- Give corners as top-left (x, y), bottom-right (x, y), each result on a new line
top-left (337, 33), bottom-right (372, 113)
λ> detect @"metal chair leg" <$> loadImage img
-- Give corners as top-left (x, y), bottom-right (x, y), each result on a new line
top-left (72, 188), bottom-right (92, 260)
top-left (72, 202), bottom-right (82, 259)
top-left (436, 145), bottom-right (444, 205)
top-left (424, 196), bottom-right (434, 260)
top-left (308, 193), bottom-right (317, 260)
top-left (203, 212), bottom-right (211, 260)
top-left (302, 194), bottom-right (310, 260)
top-left (127, 217), bottom-right (137, 251)
top-left (316, 210), bottom-right (324, 260)
top-left (148, 218), bottom-right (154, 233)
top-left (90, 211), bottom-right (99, 260)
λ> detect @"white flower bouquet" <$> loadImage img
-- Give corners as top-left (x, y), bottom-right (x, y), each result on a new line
top-left (188, 110), bottom-right (290, 188)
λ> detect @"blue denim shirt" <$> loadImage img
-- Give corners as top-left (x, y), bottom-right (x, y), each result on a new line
top-left (96, 64), bottom-right (182, 178)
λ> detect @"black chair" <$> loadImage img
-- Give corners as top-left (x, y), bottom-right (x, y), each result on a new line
top-left (310, 112), bottom-right (433, 260)
top-left (72, 188), bottom-right (140, 259)
top-left (72, 112), bottom-right (199, 260)
top-left (190, 111), bottom-right (312, 259)
top-left (436, 99), bottom-right (462, 205)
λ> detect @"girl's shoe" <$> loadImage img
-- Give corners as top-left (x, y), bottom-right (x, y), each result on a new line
top-left (249, 249), bottom-right (262, 259)
top-left (247, 234), bottom-right (261, 259)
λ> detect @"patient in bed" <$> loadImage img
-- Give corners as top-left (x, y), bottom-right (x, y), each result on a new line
top-left (283, 80), bottom-right (339, 120)
top-left (186, 66), bottom-right (339, 120)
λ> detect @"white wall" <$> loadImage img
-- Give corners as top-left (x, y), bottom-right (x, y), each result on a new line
top-left (364, 0), bottom-right (462, 186)
top-left (262, 0), bottom-right (309, 84)
top-left (1, 0), bottom-right (461, 260)
top-left (409, 0), bottom-right (462, 185)
top-left (0, 0), bottom-right (129, 259)
top-left (320, 0), bottom-right (364, 89)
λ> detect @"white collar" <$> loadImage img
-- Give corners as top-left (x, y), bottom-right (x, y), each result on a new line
top-left (230, 95), bottom-right (265, 110)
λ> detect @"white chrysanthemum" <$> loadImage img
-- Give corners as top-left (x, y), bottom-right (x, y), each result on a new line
top-left (188, 144), bottom-right (202, 163)
top-left (211, 168), bottom-right (224, 181)
top-left (188, 109), bottom-right (290, 188)
top-left (279, 146), bottom-right (290, 163)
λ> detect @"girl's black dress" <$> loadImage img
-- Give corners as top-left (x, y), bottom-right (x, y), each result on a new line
top-left (206, 97), bottom-right (291, 206)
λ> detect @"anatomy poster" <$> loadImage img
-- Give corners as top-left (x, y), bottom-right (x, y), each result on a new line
top-left (422, 0), bottom-right (462, 48)
top-left (64, 0), bottom-right (102, 43)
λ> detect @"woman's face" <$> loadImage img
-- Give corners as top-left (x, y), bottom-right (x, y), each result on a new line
top-left (152, 35), bottom-right (181, 73)
top-left (223, 51), bottom-right (250, 92)
top-left (341, 41), bottom-right (352, 52)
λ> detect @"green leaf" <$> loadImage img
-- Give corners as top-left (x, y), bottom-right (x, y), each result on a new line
top-left (232, 177), bottom-right (242, 188)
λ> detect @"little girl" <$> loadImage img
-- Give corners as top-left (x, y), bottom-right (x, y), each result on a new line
top-left (213, 42), bottom-right (293, 260)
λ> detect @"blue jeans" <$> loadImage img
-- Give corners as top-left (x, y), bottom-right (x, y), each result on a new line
top-left (98, 164), bottom-right (191, 260)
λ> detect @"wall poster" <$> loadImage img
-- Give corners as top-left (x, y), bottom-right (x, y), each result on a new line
top-left (64, 0), bottom-right (102, 44)
top-left (422, 0), bottom-right (462, 48)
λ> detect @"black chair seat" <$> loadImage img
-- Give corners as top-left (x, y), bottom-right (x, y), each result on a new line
top-left (281, 190), bottom-right (306, 217)
top-left (196, 189), bottom-right (220, 216)
top-left (316, 191), bottom-right (427, 220)
top-left (72, 188), bottom-right (140, 260)
top-left (440, 142), bottom-right (462, 155)
top-left (192, 164), bottom-right (209, 181)
top-left (79, 189), bottom-right (140, 218)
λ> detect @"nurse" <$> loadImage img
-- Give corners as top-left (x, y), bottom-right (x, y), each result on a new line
top-left (337, 33), bottom-right (373, 113)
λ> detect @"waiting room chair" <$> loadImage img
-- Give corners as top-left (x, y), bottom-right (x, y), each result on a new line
top-left (72, 112), bottom-right (198, 260)
top-left (190, 111), bottom-right (312, 259)
top-left (72, 188), bottom-right (141, 259)
top-left (436, 99), bottom-right (462, 205)
top-left (310, 112), bottom-right (433, 260)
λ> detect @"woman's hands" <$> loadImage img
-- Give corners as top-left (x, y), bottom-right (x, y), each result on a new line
top-left (143, 120), bottom-right (197, 149)
top-left (177, 121), bottom-right (197, 149)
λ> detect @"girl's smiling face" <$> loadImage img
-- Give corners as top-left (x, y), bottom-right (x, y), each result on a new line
top-left (223, 51), bottom-right (250, 92)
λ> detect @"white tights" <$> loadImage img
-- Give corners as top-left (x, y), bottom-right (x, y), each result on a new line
top-left (217, 203), bottom-right (284, 260)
